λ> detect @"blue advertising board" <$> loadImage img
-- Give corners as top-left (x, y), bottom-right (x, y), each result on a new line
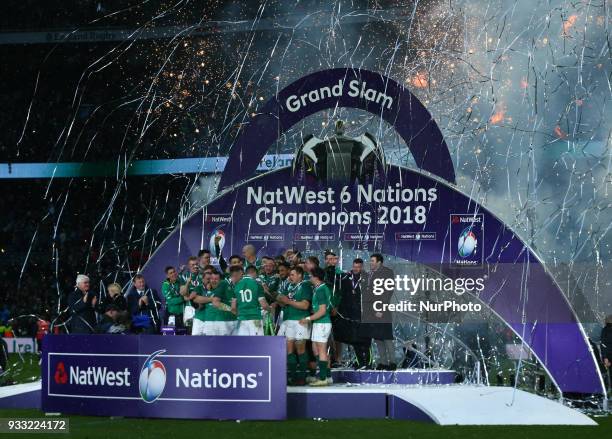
top-left (42, 335), bottom-right (286, 420)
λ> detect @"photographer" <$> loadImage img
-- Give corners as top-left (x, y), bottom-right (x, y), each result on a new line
top-left (67, 274), bottom-right (98, 334)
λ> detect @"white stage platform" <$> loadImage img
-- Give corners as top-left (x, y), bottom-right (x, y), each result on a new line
top-left (0, 381), bottom-right (40, 398)
top-left (0, 380), bottom-right (597, 425)
top-left (288, 384), bottom-right (597, 425)
top-left (387, 385), bottom-right (597, 425)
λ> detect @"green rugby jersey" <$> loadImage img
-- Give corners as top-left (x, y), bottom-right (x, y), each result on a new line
top-left (243, 258), bottom-right (262, 272)
top-left (161, 278), bottom-right (185, 315)
top-left (277, 277), bottom-right (290, 294)
top-left (233, 277), bottom-right (265, 321)
top-left (258, 272), bottom-right (280, 293)
top-left (194, 286), bottom-right (207, 322)
top-left (280, 281), bottom-right (312, 321)
top-left (311, 283), bottom-right (332, 324)
top-left (180, 271), bottom-right (203, 292)
top-left (202, 279), bottom-right (236, 322)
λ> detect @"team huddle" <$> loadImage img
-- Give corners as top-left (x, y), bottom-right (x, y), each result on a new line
top-left (162, 246), bottom-right (337, 386)
top-left (66, 242), bottom-right (395, 385)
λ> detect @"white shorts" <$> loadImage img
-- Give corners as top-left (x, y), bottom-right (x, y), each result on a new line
top-left (204, 321), bottom-right (236, 336)
top-left (278, 320), bottom-right (311, 341)
top-left (236, 319), bottom-right (264, 336)
top-left (192, 319), bottom-right (236, 335)
top-left (311, 322), bottom-right (332, 343)
top-left (191, 318), bottom-right (206, 335)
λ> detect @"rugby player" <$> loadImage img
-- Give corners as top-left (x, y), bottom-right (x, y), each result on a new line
top-left (231, 266), bottom-right (269, 335)
top-left (201, 271), bottom-right (236, 335)
top-left (242, 244), bottom-right (261, 271)
top-left (179, 256), bottom-right (202, 296)
top-left (161, 266), bottom-right (189, 329)
top-left (277, 266), bottom-right (312, 385)
top-left (189, 265), bottom-right (214, 336)
top-left (300, 267), bottom-right (333, 386)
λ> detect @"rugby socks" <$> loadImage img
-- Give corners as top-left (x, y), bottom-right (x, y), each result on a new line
top-left (309, 356), bottom-right (318, 377)
top-left (297, 353), bottom-right (308, 380)
top-left (318, 360), bottom-right (328, 381)
top-left (287, 354), bottom-right (298, 382)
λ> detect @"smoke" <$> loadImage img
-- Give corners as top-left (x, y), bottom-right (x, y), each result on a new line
top-left (194, 0), bottom-right (611, 320)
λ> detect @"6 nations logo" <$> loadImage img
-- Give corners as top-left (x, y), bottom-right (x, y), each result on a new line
top-left (450, 213), bottom-right (484, 266)
top-left (138, 350), bottom-right (167, 403)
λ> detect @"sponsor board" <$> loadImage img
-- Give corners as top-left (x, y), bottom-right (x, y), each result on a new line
top-left (3, 337), bottom-right (36, 353)
top-left (395, 232), bottom-right (436, 241)
top-left (42, 335), bottom-right (286, 420)
top-left (449, 214), bottom-right (484, 266)
top-left (293, 233), bottom-right (336, 241)
top-left (343, 233), bottom-right (385, 241)
top-left (246, 233), bottom-right (285, 242)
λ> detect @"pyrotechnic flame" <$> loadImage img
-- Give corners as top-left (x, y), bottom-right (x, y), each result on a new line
top-left (408, 71), bottom-right (429, 89)
top-left (562, 15), bottom-right (578, 35)
top-left (489, 107), bottom-right (505, 125)
top-left (554, 125), bottom-right (568, 139)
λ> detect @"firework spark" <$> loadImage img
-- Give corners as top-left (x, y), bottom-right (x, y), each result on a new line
top-left (408, 71), bottom-right (429, 89)
top-left (562, 14), bottom-right (578, 35)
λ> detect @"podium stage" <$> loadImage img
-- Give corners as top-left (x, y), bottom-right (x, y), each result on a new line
top-left (0, 376), bottom-right (597, 425)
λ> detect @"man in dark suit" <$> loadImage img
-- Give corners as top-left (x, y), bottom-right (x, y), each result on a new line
top-left (125, 274), bottom-right (162, 334)
top-left (361, 253), bottom-right (396, 370)
top-left (67, 274), bottom-right (98, 334)
top-left (335, 258), bottom-right (372, 368)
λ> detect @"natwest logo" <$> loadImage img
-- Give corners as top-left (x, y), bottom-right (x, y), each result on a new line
top-left (67, 365), bottom-right (132, 387)
top-left (54, 362), bottom-right (68, 384)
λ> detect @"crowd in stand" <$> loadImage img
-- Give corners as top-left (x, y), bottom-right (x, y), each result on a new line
top-left (65, 244), bottom-right (399, 386)
top-left (0, 1), bottom-right (333, 32)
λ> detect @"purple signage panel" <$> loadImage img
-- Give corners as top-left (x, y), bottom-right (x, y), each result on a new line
top-left (218, 68), bottom-right (456, 190)
top-left (42, 335), bottom-right (286, 420)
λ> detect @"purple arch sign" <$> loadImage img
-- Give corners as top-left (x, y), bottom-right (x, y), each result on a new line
top-left (142, 69), bottom-right (605, 396)
top-left (218, 68), bottom-right (455, 189)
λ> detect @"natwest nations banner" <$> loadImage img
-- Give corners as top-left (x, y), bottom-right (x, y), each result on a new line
top-left (42, 335), bottom-right (286, 420)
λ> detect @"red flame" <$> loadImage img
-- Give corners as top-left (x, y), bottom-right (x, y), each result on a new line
top-left (489, 107), bottom-right (505, 125)
top-left (563, 15), bottom-right (578, 35)
top-left (409, 71), bottom-right (428, 89)
top-left (554, 125), bottom-right (568, 139)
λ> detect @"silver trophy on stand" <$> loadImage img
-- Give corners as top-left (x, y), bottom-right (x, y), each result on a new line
top-left (294, 120), bottom-right (385, 184)
top-left (293, 120), bottom-right (387, 258)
